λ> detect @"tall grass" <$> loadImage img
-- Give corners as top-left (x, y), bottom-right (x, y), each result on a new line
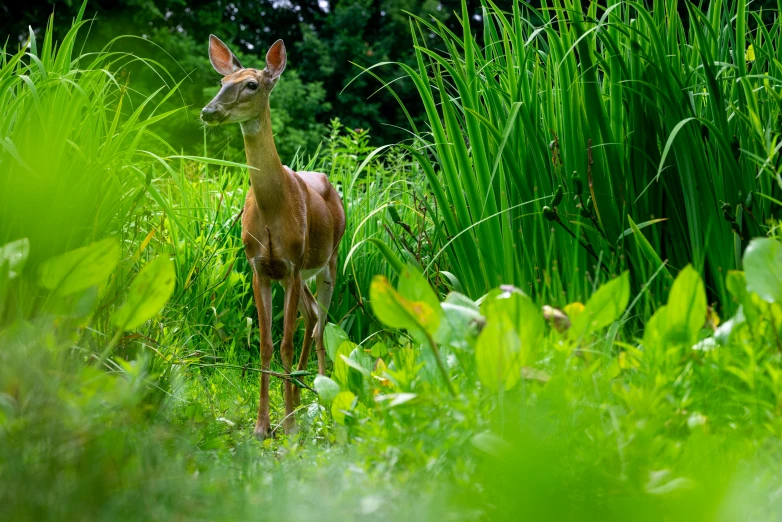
top-left (394, 0), bottom-right (781, 315)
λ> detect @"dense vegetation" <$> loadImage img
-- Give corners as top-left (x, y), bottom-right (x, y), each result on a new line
top-left (2, 1), bottom-right (782, 520)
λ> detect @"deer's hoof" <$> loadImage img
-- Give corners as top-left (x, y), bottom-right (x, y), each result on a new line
top-left (254, 421), bottom-right (271, 440)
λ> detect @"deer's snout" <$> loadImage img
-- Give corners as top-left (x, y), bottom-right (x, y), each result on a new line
top-left (200, 105), bottom-right (223, 124)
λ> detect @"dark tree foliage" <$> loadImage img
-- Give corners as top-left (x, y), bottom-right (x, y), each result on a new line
top-left (3, 1), bottom-right (776, 155)
top-left (1, 0), bottom-right (510, 155)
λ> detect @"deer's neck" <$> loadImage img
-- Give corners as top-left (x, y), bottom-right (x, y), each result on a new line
top-left (241, 106), bottom-right (287, 212)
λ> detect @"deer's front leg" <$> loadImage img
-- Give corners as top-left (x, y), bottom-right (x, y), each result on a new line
top-left (252, 273), bottom-right (273, 439)
top-left (281, 269), bottom-right (302, 434)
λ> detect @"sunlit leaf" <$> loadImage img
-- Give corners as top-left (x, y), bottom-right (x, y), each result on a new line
top-left (331, 391), bottom-right (356, 425)
top-left (324, 322), bottom-right (350, 362)
top-left (332, 341), bottom-right (356, 388)
top-left (39, 238), bottom-right (120, 295)
top-left (743, 238), bottom-right (782, 304)
top-left (569, 271), bottom-right (630, 338)
top-left (475, 314), bottom-right (521, 392)
top-left (370, 274), bottom-right (440, 335)
top-left (112, 255), bottom-right (175, 329)
top-left (665, 265), bottom-right (706, 345)
top-left (314, 375), bottom-right (340, 403)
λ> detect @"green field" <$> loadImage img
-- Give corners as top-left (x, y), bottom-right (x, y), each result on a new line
top-left (2, 1), bottom-right (782, 520)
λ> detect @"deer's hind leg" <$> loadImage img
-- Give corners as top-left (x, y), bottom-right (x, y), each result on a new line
top-left (291, 283), bottom-right (317, 407)
top-left (314, 254), bottom-right (337, 376)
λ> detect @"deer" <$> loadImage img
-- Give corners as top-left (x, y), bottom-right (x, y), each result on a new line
top-left (200, 35), bottom-right (345, 438)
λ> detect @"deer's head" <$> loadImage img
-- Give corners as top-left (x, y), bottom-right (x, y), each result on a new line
top-left (200, 35), bottom-right (286, 128)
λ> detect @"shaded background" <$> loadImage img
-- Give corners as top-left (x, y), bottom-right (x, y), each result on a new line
top-left (1, 0), bottom-right (510, 159)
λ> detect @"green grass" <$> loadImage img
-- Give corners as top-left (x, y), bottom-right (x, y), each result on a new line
top-left (2, 2), bottom-right (782, 521)
top-left (372, 0), bottom-right (782, 315)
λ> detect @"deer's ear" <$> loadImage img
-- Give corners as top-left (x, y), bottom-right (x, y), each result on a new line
top-left (264, 39), bottom-right (286, 80)
top-left (209, 34), bottom-right (243, 76)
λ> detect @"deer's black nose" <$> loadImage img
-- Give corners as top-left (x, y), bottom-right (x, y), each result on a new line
top-left (200, 106), bottom-right (220, 123)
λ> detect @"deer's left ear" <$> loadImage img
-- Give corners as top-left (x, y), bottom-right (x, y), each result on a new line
top-left (264, 40), bottom-right (287, 80)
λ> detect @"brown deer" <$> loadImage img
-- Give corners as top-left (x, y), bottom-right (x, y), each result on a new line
top-left (201, 35), bottom-right (345, 438)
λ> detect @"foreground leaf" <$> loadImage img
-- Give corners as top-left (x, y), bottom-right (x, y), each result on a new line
top-left (39, 238), bottom-right (120, 295)
top-left (569, 271), bottom-right (630, 338)
top-left (313, 375), bottom-right (340, 403)
top-left (112, 255), bottom-right (175, 329)
top-left (331, 391), bottom-right (356, 425)
top-left (743, 238), bottom-right (782, 303)
top-left (665, 265), bottom-right (706, 346)
top-left (475, 314), bottom-right (521, 392)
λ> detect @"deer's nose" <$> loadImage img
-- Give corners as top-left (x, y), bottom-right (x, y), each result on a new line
top-left (200, 106), bottom-right (221, 123)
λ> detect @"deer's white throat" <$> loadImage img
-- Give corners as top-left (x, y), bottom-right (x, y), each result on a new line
top-left (240, 118), bottom-right (261, 136)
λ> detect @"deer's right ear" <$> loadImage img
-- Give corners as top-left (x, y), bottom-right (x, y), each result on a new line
top-left (209, 34), bottom-right (243, 76)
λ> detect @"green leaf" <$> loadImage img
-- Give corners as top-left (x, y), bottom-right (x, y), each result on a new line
top-left (367, 237), bottom-right (404, 275)
top-left (324, 322), bottom-right (350, 362)
top-left (313, 375), bottom-right (340, 403)
top-left (569, 271), bottom-right (631, 338)
top-left (39, 238), bottom-right (120, 295)
top-left (665, 265), bottom-right (706, 345)
top-left (475, 314), bottom-right (521, 392)
top-left (482, 291), bottom-right (543, 364)
top-left (398, 265), bottom-right (442, 321)
top-left (332, 341), bottom-right (356, 388)
top-left (340, 353), bottom-right (371, 377)
top-left (112, 255), bottom-right (175, 330)
top-left (743, 238), bottom-right (782, 303)
top-left (0, 238), bottom-right (29, 279)
top-left (369, 341), bottom-right (388, 357)
top-left (725, 270), bottom-right (746, 303)
top-left (643, 305), bottom-right (668, 355)
top-left (331, 391), bottom-right (356, 425)
top-left (370, 273), bottom-right (441, 335)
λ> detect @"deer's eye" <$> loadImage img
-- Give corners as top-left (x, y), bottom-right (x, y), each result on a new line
top-left (247, 81), bottom-right (259, 91)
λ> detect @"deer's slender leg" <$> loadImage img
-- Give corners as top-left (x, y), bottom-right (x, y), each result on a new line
top-left (291, 283), bottom-right (317, 407)
top-left (252, 272), bottom-right (273, 439)
top-left (314, 254), bottom-right (337, 375)
top-left (280, 270), bottom-right (302, 434)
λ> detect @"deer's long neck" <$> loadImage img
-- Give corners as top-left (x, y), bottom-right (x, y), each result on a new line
top-left (241, 105), bottom-right (286, 212)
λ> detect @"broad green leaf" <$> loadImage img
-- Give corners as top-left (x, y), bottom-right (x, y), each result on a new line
top-left (0, 238), bottom-right (29, 279)
top-left (482, 291), bottom-right (543, 364)
top-left (112, 255), bottom-right (175, 330)
top-left (569, 271), bottom-right (630, 338)
top-left (743, 238), bottom-right (782, 303)
top-left (665, 265), bottom-right (706, 345)
top-left (444, 291), bottom-right (480, 312)
top-left (643, 305), bottom-right (668, 355)
top-left (369, 341), bottom-right (388, 357)
top-left (725, 270), bottom-right (746, 303)
top-left (398, 265), bottom-right (442, 322)
top-left (324, 322), bottom-right (350, 362)
top-left (331, 391), bottom-right (356, 425)
top-left (475, 314), bottom-right (521, 392)
top-left (435, 302), bottom-right (483, 347)
top-left (332, 341), bottom-right (356, 388)
top-left (340, 353), bottom-right (371, 377)
top-left (313, 375), bottom-right (340, 403)
top-left (39, 238), bottom-right (120, 295)
top-left (370, 275), bottom-right (440, 335)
